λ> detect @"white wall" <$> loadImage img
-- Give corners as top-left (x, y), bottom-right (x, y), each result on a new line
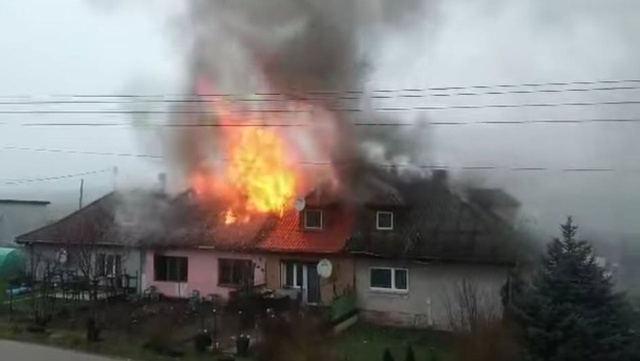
top-left (355, 258), bottom-right (510, 330)
top-left (0, 202), bottom-right (49, 245)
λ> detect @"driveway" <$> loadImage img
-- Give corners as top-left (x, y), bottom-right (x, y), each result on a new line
top-left (0, 340), bottom-right (120, 361)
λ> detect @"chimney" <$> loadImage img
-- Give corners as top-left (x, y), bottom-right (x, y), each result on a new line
top-left (432, 169), bottom-right (448, 186)
top-left (157, 173), bottom-right (167, 194)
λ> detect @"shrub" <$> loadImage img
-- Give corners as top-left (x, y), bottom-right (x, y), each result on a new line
top-left (143, 327), bottom-right (172, 354)
top-left (383, 348), bottom-right (395, 361)
top-left (194, 332), bottom-right (212, 353)
top-left (405, 345), bottom-right (415, 361)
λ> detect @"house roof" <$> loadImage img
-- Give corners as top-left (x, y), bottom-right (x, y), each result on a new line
top-left (15, 191), bottom-right (169, 246)
top-left (256, 206), bottom-right (355, 254)
top-left (139, 191), bottom-right (271, 252)
top-left (0, 199), bottom-right (50, 206)
top-left (466, 188), bottom-right (520, 208)
top-left (346, 175), bottom-right (518, 265)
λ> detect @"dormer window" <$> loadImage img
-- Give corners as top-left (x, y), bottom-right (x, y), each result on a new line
top-left (376, 211), bottom-right (394, 230)
top-left (304, 209), bottom-right (323, 229)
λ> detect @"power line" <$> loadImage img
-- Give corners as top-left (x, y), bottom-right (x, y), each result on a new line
top-left (1, 169), bottom-right (112, 186)
top-left (11, 117), bottom-right (640, 128)
top-left (2, 98), bottom-right (640, 115)
top-left (1, 84), bottom-right (640, 105)
top-left (2, 145), bottom-right (639, 174)
top-left (2, 78), bottom-right (640, 100)
top-left (0, 146), bottom-right (163, 160)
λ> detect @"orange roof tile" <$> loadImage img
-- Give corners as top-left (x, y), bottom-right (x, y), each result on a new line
top-left (257, 207), bottom-right (355, 254)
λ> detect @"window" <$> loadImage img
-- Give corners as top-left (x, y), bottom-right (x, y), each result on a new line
top-left (376, 211), bottom-right (394, 230)
top-left (96, 253), bottom-right (122, 276)
top-left (282, 261), bottom-right (303, 288)
top-left (369, 267), bottom-right (408, 291)
top-left (218, 259), bottom-right (253, 286)
top-left (304, 209), bottom-right (323, 229)
top-left (154, 255), bottom-right (188, 282)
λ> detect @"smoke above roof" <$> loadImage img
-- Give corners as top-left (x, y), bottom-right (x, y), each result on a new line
top-left (162, 0), bottom-right (436, 193)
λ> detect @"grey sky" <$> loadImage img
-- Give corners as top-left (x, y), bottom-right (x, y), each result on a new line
top-left (1, 0), bottom-right (640, 238)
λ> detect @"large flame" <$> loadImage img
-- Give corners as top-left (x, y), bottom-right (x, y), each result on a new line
top-left (226, 125), bottom-right (297, 215)
top-left (190, 84), bottom-right (299, 224)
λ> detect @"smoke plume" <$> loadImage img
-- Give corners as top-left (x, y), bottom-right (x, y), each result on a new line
top-left (164, 0), bottom-right (435, 193)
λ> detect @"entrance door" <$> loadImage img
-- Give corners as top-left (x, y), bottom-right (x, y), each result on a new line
top-left (305, 263), bottom-right (320, 304)
top-left (282, 261), bottom-right (321, 305)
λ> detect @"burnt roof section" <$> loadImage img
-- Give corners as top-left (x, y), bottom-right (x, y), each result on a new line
top-left (466, 188), bottom-right (520, 208)
top-left (346, 174), bottom-right (518, 265)
top-left (16, 191), bottom-right (169, 246)
top-left (139, 191), bottom-right (270, 251)
top-left (0, 199), bottom-right (50, 206)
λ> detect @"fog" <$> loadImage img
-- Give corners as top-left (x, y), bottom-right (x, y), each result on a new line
top-left (2, 0), bottom-right (640, 244)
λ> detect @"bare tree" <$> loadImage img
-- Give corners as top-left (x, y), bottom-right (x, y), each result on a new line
top-left (443, 278), bottom-right (501, 332)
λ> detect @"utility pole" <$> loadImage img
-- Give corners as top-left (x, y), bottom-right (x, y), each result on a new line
top-left (78, 179), bottom-right (84, 210)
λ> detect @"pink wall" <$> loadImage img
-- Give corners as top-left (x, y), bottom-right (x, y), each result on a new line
top-left (142, 249), bottom-right (266, 299)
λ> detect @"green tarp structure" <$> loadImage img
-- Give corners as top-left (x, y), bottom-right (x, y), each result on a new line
top-left (0, 247), bottom-right (25, 282)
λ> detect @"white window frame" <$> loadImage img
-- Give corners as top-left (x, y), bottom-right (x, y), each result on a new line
top-left (281, 262), bottom-right (303, 289)
top-left (369, 267), bottom-right (409, 292)
top-left (376, 211), bottom-right (394, 230)
top-left (304, 209), bottom-right (323, 230)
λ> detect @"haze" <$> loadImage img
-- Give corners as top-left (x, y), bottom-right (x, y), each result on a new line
top-left (1, 0), bottom-right (640, 241)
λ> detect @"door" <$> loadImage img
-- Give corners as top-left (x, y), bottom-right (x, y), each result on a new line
top-left (305, 263), bottom-right (320, 304)
top-left (282, 261), bottom-right (321, 305)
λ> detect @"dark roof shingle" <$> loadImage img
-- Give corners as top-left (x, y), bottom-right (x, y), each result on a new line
top-left (346, 176), bottom-right (518, 265)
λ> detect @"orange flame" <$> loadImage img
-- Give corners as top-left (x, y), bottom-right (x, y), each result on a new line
top-left (190, 86), bottom-right (299, 224)
top-left (227, 126), bottom-right (297, 215)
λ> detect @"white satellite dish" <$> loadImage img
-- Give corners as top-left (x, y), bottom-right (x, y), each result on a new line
top-left (294, 197), bottom-right (306, 212)
top-left (317, 259), bottom-right (333, 279)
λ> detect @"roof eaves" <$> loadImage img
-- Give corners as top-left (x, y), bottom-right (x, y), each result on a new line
top-left (14, 192), bottom-right (116, 242)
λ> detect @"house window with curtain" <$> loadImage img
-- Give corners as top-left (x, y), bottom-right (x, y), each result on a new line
top-left (218, 259), bottom-right (253, 286)
top-left (282, 261), bottom-right (303, 288)
top-left (96, 253), bottom-right (122, 276)
top-left (154, 255), bottom-right (188, 282)
top-left (370, 267), bottom-right (408, 292)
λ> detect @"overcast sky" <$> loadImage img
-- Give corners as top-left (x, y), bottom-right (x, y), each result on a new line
top-left (1, 0), bottom-right (640, 239)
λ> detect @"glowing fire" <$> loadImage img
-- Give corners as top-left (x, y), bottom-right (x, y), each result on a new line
top-left (226, 126), bottom-right (297, 215)
top-left (190, 84), bottom-right (299, 224)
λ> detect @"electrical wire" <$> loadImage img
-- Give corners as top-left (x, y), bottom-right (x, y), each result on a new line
top-left (1, 169), bottom-right (112, 186)
top-left (11, 117), bottom-right (640, 128)
top-left (2, 77), bottom-right (640, 100)
top-left (2, 99), bottom-right (640, 115)
top-left (1, 146), bottom-right (639, 174)
top-left (1, 84), bottom-right (639, 105)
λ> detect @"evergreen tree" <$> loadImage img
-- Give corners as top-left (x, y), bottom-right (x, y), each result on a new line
top-left (383, 347), bottom-right (395, 361)
top-left (510, 217), bottom-right (636, 361)
top-left (405, 345), bottom-right (416, 361)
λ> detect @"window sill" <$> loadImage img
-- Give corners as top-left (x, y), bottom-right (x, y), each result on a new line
top-left (217, 283), bottom-right (244, 289)
top-left (153, 280), bottom-right (188, 283)
top-left (369, 287), bottom-right (409, 295)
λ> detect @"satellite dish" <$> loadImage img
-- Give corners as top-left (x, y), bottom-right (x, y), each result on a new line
top-left (294, 197), bottom-right (306, 212)
top-left (317, 259), bottom-right (333, 279)
top-left (56, 249), bottom-right (68, 265)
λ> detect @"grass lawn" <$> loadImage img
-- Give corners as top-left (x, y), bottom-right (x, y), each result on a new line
top-left (337, 323), bottom-right (455, 361)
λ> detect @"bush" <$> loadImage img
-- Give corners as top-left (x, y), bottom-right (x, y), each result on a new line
top-left (255, 312), bottom-right (334, 361)
top-left (383, 348), bottom-right (394, 361)
top-left (143, 328), bottom-right (172, 353)
top-left (405, 345), bottom-right (415, 361)
top-left (194, 332), bottom-right (212, 353)
top-left (453, 321), bottom-right (518, 361)
top-left (61, 332), bottom-right (87, 348)
top-left (427, 347), bottom-right (438, 361)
